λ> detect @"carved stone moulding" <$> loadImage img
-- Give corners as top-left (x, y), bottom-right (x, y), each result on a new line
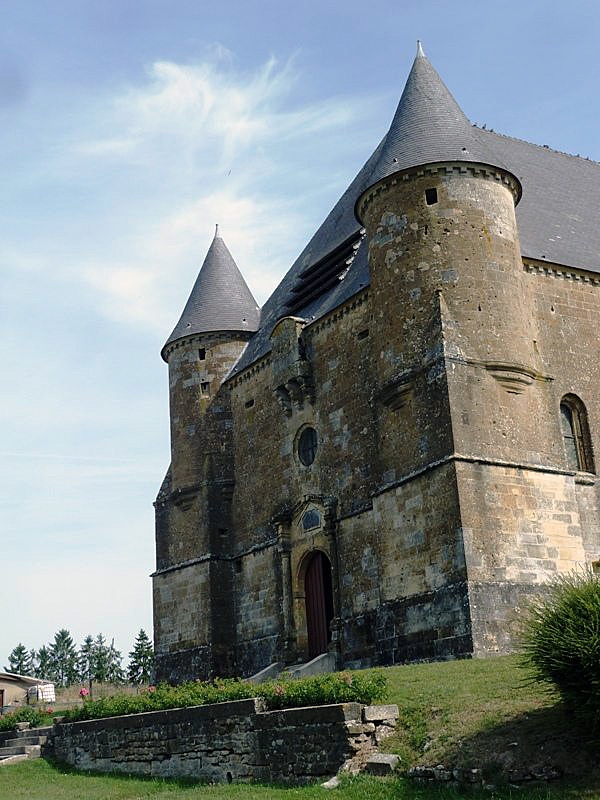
top-left (377, 374), bottom-right (415, 411)
top-left (171, 485), bottom-right (199, 511)
top-left (484, 362), bottom-right (538, 394)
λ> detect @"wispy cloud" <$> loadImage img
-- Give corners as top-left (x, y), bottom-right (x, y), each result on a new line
top-left (0, 46), bottom-right (385, 663)
top-left (45, 53), bottom-right (383, 332)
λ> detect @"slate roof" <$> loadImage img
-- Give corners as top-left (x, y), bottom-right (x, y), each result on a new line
top-left (363, 41), bottom-right (510, 192)
top-left (162, 227), bottom-right (260, 359)
top-left (228, 45), bottom-right (600, 376)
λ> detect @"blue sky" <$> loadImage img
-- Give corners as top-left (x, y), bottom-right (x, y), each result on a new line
top-left (1, 0), bottom-right (599, 667)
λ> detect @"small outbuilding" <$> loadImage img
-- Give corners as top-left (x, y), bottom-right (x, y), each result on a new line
top-left (0, 672), bottom-right (55, 712)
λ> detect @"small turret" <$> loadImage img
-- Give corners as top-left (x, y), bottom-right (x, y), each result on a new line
top-left (162, 225), bottom-right (260, 358)
top-left (154, 228), bottom-right (260, 681)
top-left (162, 226), bottom-right (260, 490)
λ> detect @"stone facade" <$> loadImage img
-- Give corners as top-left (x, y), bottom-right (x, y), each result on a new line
top-left (46, 700), bottom-right (397, 784)
top-left (152, 47), bottom-right (600, 682)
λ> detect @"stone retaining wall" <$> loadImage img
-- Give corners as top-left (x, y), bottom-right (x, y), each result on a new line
top-left (45, 699), bottom-right (398, 784)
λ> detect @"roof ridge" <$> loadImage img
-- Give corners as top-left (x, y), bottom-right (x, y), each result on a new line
top-left (480, 126), bottom-right (600, 168)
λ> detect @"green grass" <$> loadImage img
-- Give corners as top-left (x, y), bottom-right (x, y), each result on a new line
top-left (378, 655), bottom-right (558, 765)
top-left (2, 760), bottom-right (600, 799)
top-left (1, 656), bottom-right (600, 798)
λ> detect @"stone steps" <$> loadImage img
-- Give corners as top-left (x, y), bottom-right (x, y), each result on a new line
top-left (1, 735), bottom-right (47, 747)
top-left (0, 754), bottom-right (29, 766)
top-left (0, 744), bottom-right (41, 758)
top-left (0, 728), bottom-right (51, 763)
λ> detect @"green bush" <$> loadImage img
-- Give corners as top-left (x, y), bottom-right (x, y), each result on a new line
top-left (520, 569), bottom-right (600, 723)
top-left (0, 706), bottom-right (51, 732)
top-left (61, 670), bottom-right (387, 723)
top-left (260, 670), bottom-right (387, 710)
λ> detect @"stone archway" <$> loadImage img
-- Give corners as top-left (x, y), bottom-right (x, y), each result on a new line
top-left (304, 551), bottom-right (334, 659)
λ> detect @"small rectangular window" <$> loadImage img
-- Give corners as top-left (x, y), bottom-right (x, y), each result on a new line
top-left (198, 348), bottom-right (206, 360)
top-left (425, 187), bottom-right (438, 205)
top-left (201, 381), bottom-right (210, 396)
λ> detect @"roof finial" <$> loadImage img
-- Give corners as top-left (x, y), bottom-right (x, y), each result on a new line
top-left (214, 223), bottom-right (220, 238)
top-left (416, 40), bottom-right (425, 58)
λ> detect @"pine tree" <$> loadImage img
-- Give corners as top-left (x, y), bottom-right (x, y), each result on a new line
top-left (78, 635), bottom-right (95, 687)
top-left (49, 629), bottom-right (78, 687)
top-left (6, 643), bottom-right (33, 675)
top-left (34, 645), bottom-right (53, 680)
top-left (127, 629), bottom-right (154, 684)
top-left (92, 634), bottom-right (110, 683)
top-left (106, 639), bottom-right (125, 684)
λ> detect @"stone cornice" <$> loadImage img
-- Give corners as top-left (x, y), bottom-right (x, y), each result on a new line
top-left (358, 161), bottom-right (520, 221)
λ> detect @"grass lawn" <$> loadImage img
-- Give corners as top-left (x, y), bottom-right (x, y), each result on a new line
top-left (2, 760), bottom-right (599, 800)
top-left (1, 656), bottom-right (599, 799)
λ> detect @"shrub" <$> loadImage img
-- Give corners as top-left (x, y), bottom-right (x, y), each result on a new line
top-left (61, 670), bottom-right (387, 723)
top-left (520, 568), bottom-right (600, 724)
top-left (0, 706), bottom-right (51, 732)
top-left (260, 670), bottom-right (387, 710)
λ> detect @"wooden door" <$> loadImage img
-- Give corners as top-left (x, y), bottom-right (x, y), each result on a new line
top-left (305, 551), bottom-right (334, 659)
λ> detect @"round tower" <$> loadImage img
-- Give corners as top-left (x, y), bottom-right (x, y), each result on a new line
top-left (356, 44), bottom-right (538, 470)
top-left (161, 226), bottom-right (260, 490)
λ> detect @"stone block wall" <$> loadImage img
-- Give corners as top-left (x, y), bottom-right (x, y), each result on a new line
top-left (46, 700), bottom-right (398, 784)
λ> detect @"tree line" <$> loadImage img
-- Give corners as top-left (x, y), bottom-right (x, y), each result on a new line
top-left (5, 629), bottom-right (154, 687)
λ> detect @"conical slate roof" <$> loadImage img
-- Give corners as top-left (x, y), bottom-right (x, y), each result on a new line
top-left (162, 227), bottom-right (260, 359)
top-left (360, 42), bottom-right (511, 197)
top-left (228, 45), bottom-right (600, 375)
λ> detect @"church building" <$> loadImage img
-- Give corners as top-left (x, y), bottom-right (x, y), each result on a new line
top-left (152, 45), bottom-right (600, 682)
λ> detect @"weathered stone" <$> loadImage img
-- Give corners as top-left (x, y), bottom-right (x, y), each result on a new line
top-left (47, 700), bottom-right (396, 785)
top-left (365, 753), bottom-right (400, 775)
top-left (363, 704), bottom-right (399, 722)
top-left (152, 48), bottom-right (600, 683)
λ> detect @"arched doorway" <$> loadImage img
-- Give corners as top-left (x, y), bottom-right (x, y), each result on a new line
top-left (304, 551), bottom-right (334, 659)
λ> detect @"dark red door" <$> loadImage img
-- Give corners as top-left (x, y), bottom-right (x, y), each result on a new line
top-left (305, 551), bottom-right (334, 659)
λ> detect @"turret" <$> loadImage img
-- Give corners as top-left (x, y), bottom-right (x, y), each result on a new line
top-left (356, 43), bottom-right (538, 474)
top-left (161, 226), bottom-right (260, 491)
top-left (154, 227), bottom-right (259, 681)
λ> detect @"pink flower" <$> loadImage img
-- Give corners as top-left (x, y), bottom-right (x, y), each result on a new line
top-left (79, 687), bottom-right (89, 698)
top-left (147, 685), bottom-right (156, 693)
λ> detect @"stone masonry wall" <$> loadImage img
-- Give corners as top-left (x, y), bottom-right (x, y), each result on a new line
top-left (47, 699), bottom-right (398, 785)
top-left (337, 461), bottom-right (471, 666)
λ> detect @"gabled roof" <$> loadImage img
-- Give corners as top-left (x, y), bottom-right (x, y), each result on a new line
top-left (229, 46), bottom-right (600, 376)
top-left (0, 672), bottom-right (52, 686)
top-left (162, 227), bottom-right (260, 360)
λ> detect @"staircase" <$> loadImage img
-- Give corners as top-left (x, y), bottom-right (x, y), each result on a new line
top-left (247, 652), bottom-right (338, 683)
top-left (0, 726), bottom-right (52, 765)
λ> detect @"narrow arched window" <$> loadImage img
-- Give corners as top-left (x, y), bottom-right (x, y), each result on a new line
top-left (560, 395), bottom-right (594, 473)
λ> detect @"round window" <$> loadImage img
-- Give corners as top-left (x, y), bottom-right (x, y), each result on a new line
top-left (297, 427), bottom-right (318, 466)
